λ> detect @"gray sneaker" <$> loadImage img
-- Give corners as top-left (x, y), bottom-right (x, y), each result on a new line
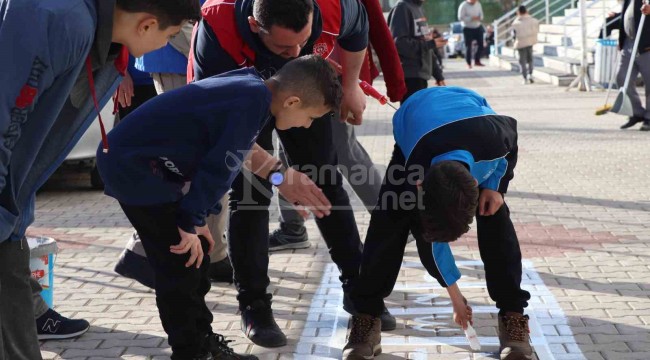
top-left (498, 313), bottom-right (533, 360)
top-left (342, 314), bottom-right (382, 360)
top-left (268, 225), bottom-right (310, 251)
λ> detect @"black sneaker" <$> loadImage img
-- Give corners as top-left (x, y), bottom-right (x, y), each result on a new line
top-left (342, 293), bottom-right (396, 332)
top-left (240, 299), bottom-right (287, 347)
top-left (114, 233), bottom-right (155, 289)
top-left (36, 308), bottom-right (90, 340)
top-left (268, 225), bottom-right (310, 252)
top-left (208, 258), bottom-right (233, 283)
top-left (206, 333), bottom-right (259, 359)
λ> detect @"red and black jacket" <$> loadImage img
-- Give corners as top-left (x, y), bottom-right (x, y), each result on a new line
top-left (189, 0), bottom-right (368, 82)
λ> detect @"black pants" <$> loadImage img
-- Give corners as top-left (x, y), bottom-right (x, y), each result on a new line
top-left (402, 78), bottom-right (429, 104)
top-left (120, 202), bottom-right (212, 359)
top-left (351, 145), bottom-right (531, 316)
top-left (228, 115), bottom-right (363, 308)
top-left (463, 27), bottom-right (485, 65)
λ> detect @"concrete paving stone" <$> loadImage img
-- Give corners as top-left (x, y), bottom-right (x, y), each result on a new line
top-left (35, 59), bottom-right (650, 359)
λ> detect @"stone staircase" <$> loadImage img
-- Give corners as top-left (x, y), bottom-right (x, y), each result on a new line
top-left (490, 0), bottom-right (621, 86)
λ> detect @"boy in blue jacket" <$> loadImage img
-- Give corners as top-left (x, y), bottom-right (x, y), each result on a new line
top-left (97, 55), bottom-right (342, 360)
top-left (0, 0), bottom-right (200, 358)
top-left (343, 87), bottom-right (533, 360)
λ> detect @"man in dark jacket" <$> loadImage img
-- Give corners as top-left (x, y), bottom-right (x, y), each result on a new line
top-left (0, 0), bottom-right (200, 358)
top-left (617, 0), bottom-right (650, 130)
top-left (190, 0), bottom-right (395, 348)
top-left (387, 0), bottom-right (447, 102)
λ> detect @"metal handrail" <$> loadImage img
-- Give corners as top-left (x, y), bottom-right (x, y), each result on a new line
top-left (561, 0), bottom-right (620, 57)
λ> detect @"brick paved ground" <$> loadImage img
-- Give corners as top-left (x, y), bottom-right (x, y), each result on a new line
top-left (32, 59), bottom-right (650, 359)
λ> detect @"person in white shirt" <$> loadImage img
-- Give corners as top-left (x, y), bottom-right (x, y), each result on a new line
top-left (458, 0), bottom-right (485, 68)
top-left (512, 5), bottom-right (540, 84)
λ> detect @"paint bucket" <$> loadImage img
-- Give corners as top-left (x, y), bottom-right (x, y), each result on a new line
top-left (27, 236), bottom-right (58, 308)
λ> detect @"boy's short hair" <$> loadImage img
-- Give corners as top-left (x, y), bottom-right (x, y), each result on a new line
top-left (116, 0), bottom-right (202, 29)
top-left (518, 5), bottom-right (528, 14)
top-left (273, 55), bottom-right (342, 112)
top-left (418, 161), bottom-right (479, 243)
top-left (253, 0), bottom-right (314, 32)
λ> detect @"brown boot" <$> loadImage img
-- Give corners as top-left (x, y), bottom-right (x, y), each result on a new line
top-left (498, 312), bottom-right (533, 360)
top-left (342, 314), bottom-right (381, 360)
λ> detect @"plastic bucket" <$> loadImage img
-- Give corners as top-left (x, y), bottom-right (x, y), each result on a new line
top-left (27, 236), bottom-right (58, 308)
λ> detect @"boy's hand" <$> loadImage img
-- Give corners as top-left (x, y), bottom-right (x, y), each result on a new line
top-left (642, 4), bottom-right (650, 16)
top-left (478, 189), bottom-right (504, 216)
top-left (452, 297), bottom-right (473, 330)
top-left (277, 168), bottom-right (332, 219)
top-left (172, 225), bottom-right (215, 268)
top-left (115, 72), bottom-right (134, 108)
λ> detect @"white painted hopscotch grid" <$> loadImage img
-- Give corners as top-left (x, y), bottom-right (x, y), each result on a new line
top-left (295, 260), bottom-right (586, 360)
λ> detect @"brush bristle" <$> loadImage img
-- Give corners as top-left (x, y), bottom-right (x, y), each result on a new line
top-left (595, 105), bottom-right (612, 116)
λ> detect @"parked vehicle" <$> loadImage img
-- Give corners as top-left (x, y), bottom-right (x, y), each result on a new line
top-left (445, 22), bottom-right (465, 58)
top-left (64, 99), bottom-right (117, 189)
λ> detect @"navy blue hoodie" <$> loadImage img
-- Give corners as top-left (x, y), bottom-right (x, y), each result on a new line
top-left (97, 68), bottom-right (271, 233)
top-left (0, 0), bottom-right (121, 242)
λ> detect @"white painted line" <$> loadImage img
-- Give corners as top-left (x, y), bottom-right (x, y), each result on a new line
top-left (296, 259), bottom-right (586, 359)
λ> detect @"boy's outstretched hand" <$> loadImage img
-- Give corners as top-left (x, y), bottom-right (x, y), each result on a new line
top-left (478, 188), bottom-right (504, 216)
top-left (277, 167), bottom-right (332, 219)
top-left (448, 283), bottom-right (473, 330)
top-left (172, 225), bottom-right (215, 269)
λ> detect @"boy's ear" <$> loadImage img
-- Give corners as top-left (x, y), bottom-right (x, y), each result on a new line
top-left (416, 180), bottom-right (423, 190)
top-left (137, 16), bottom-right (159, 35)
top-left (283, 95), bottom-right (302, 108)
top-left (248, 16), bottom-right (261, 34)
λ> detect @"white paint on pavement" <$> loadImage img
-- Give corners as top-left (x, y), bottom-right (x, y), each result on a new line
top-left (296, 260), bottom-right (586, 359)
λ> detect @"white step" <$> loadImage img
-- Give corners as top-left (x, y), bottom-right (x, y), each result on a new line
top-left (490, 54), bottom-right (577, 86)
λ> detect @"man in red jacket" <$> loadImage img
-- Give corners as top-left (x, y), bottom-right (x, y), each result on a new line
top-left (189, 0), bottom-right (397, 348)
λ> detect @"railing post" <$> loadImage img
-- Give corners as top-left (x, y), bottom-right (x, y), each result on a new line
top-left (545, 0), bottom-right (550, 24)
top-left (494, 20), bottom-right (499, 55)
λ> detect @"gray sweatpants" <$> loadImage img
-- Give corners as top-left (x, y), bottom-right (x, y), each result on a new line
top-left (278, 120), bottom-right (383, 226)
top-left (517, 46), bottom-right (534, 78)
top-left (0, 238), bottom-right (43, 360)
top-left (617, 41), bottom-right (650, 120)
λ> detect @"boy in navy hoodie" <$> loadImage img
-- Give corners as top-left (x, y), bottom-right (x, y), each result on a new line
top-left (342, 87), bottom-right (532, 360)
top-left (0, 0), bottom-right (200, 358)
top-left (97, 55), bottom-right (342, 360)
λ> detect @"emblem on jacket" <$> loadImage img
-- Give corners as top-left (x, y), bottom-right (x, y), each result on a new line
top-left (313, 42), bottom-right (329, 57)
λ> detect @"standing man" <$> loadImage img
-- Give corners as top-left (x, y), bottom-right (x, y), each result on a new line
top-left (512, 5), bottom-right (540, 84)
top-left (387, 0), bottom-right (447, 102)
top-left (190, 0), bottom-right (395, 348)
top-left (617, 0), bottom-right (650, 130)
top-left (458, 0), bottom-right (485, 68)
top-left (269, 0), bottom-right (407, 252)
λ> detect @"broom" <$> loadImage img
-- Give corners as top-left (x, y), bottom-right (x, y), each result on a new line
top-left (595, 50), bottom-right (620, 115)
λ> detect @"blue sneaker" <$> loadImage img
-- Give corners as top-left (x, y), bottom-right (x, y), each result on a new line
top-left (36, 308), bottom-right (90, 340)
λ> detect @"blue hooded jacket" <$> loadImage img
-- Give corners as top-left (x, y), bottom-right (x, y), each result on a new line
top-left (392, 86), bottom-right (518, 288)
top-left (0, 0), bottom-right (121, 242)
